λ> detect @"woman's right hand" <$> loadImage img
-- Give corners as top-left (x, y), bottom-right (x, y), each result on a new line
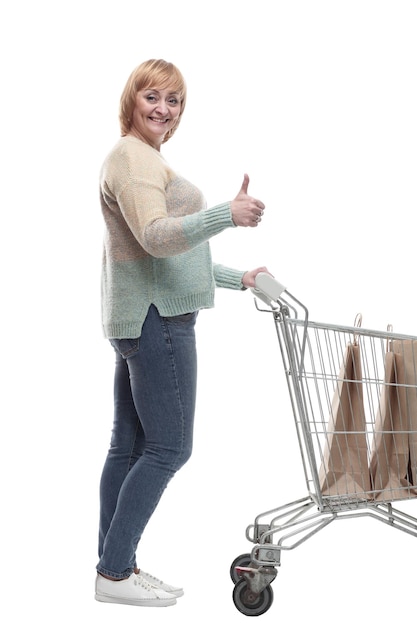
top-left (230, 174), bottom-right (265, 227)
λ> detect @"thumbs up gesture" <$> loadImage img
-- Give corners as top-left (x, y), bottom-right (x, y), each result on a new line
top-left (230, 174), bottom-right (265, 227)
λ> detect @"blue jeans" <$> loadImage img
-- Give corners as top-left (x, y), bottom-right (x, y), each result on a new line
top-left (97, 305), bottom-right (198, 579)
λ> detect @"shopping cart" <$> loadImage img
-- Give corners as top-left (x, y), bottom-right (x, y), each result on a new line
top-left (231, 273), bottom-right (417, 616)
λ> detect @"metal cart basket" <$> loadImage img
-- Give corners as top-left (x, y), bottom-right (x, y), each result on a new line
top-left (231, 273), bottom-right (417, 616)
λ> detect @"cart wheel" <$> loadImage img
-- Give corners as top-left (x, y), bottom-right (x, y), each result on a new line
top-left (232, 578), bottom-right (274, 617)
top-left (230, 553), bottom-right (252, 583)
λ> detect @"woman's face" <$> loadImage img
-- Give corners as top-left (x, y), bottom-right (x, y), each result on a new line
top-left (130, 87), bottom-right (181, 149)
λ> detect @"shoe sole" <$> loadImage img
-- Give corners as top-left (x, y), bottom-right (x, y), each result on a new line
top-left (95, 593), bottom-right (176, 607)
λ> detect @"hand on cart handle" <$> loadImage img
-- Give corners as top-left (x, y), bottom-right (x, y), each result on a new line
top-left (242, 267), bottom-right (273, 289)
top-left (231, 174), bottom-right (266, 227)
top-left (252, 272), bottom-right (286, 303)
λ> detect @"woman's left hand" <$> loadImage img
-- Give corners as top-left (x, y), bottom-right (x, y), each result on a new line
top-left (242, 267), bottom-right (273, 289)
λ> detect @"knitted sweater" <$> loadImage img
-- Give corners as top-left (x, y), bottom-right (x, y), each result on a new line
top-left (100, 135), bottom-right (246, 338)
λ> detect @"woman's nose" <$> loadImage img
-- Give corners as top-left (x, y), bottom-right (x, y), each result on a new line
top-left (155, 101), bottom-right (168, 115)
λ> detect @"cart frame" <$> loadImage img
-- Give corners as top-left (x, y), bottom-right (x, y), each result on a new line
top-left (231, 274), bottom-right (417, 616)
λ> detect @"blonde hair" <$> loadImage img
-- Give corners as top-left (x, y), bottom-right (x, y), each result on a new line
top-left (119, 59), bottom-right (187, 142)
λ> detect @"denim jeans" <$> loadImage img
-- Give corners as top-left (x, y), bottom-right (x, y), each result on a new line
top-left (97, 304), bottom-right (198, 579)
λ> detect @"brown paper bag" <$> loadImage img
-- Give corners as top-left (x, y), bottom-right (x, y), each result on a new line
top-left (369, 348), bottom-right (416, 500)
top-left (391, 339), bottom-right (417, 486)
top-left (319, 342), bottom-right (371, 497)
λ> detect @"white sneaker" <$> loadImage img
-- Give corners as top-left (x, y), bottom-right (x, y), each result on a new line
top-left (139, 570), bottom-right (184, 597)
top-left (95, 572), bottom-right (177, 606)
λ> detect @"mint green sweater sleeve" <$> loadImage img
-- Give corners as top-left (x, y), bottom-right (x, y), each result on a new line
top-left (213, 264), bottom-right (246, 290)
top-left (143, 201), bottom-right (235, 258)
top-left (181, 203), bottom-right (236, 250)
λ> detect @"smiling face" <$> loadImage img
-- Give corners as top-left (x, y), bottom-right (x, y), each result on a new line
top-left (129, 88), bottom-right (181, 150)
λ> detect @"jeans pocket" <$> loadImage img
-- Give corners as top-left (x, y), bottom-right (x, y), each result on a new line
top-left (109, 337), bottom-right (140, 359)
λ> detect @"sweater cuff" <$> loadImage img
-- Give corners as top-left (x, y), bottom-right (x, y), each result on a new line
top-left (213, 264), bottom-right (246, 290)
top-left (202, 202), bottom-right (235, 236)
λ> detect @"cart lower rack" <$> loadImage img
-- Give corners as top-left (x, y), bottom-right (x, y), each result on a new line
top-left (231, 274), bottom-right (417, 616)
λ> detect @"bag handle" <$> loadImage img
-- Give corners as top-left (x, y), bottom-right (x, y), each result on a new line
top-left (353, 313), bottom-right (362, 346)
top-left (386, 323), bottom-right (393, 352)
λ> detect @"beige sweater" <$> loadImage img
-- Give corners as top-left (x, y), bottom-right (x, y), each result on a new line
top-left (100, 135), bottom-right (246, 338)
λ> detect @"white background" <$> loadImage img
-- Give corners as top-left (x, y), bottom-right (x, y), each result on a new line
top-left (2, 0), bottom-right (417, 624)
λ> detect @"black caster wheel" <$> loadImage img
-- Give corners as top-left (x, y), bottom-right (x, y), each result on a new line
top-left (230, 553), bottom-right (252, 583)
top-left (232, 578), bottom-right (274, 617)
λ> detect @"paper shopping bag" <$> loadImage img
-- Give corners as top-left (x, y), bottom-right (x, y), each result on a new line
top-left (319, 342), bottom-right (371, 497)
top-left (369, 348), bottom-right (416, 500)
top-left (391, 339), bottom-right (417, 485)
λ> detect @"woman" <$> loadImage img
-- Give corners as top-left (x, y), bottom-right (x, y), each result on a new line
top-left (95, 58), bottom-right (269, 607)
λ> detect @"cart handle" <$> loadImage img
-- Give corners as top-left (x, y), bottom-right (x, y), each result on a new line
top-left (251, 273), bottom-right (309, 374)
top-left (251, 272), bottom-right (286, 304)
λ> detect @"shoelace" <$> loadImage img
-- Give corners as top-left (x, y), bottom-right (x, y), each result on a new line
top-left (134, 574), bottom-right (154, 591)
top-left (140, 572), bottom-right (163, 586)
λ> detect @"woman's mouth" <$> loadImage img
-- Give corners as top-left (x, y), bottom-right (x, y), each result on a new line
top-left (149, 117), bottom-right (168, 124)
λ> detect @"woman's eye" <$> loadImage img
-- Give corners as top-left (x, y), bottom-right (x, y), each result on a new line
top-left (168, 98), bottom-right (179, 105)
